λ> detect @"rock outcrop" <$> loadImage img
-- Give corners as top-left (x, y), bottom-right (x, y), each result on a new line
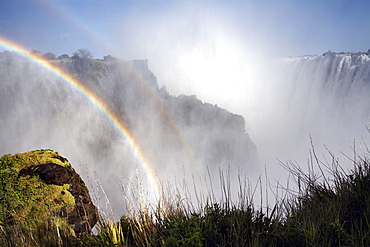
top-left (0, 150), bottom-right (98, 234)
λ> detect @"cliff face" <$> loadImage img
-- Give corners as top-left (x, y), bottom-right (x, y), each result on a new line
top-left (165, 94), bottom-right (258, 171)
top-left (62, 55), bottom-right (259, 174)
top-left (101, 58), bottom-right (260, 173)
top-left (0, 52), bottom-right (259, 214)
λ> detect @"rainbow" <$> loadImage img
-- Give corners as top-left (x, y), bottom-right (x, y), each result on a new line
top-left (38, 0), bottom-right (199, 174)
top-left (0, 36), bottom-right (163, 199)
top-left (123, 63), bottom-right (201, 175)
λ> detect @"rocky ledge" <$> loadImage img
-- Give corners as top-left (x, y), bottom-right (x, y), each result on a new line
top-left (0, 149), bottom-right (98, 234)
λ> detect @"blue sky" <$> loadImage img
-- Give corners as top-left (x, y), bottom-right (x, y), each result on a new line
top-left (1, 0), bottom-right (370, 104)
top-left (1, 0), bottom-right (370, 59)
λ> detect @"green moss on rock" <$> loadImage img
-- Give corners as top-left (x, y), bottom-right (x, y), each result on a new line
top-left (0, 150), bottom-right (98, 234)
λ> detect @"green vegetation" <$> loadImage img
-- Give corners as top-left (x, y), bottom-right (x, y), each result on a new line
top-left (0, 150), bottom-right (78, 246)
top-left (1, 148), bottom-right (370, 246)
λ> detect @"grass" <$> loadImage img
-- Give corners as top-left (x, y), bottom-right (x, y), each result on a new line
top-left (2, 146), bottom-right (370, 246)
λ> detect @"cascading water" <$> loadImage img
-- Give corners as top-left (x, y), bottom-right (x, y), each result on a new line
top-left (246, 51), bottom-right (370, 179)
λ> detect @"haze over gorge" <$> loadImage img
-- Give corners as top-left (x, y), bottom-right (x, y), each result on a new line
top-left (0, 50), bottom-right (259, 214)
top-left (0, 49), bottom-right (369, 216)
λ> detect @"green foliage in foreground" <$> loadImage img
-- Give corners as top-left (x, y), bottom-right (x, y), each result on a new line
top-left (2, 151), bottom-right (370, 246)
top-left (0, 150), bottom-right (76, 243)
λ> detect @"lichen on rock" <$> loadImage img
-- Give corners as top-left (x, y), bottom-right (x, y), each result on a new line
top-left (0, 149), bottom-right (98, 234)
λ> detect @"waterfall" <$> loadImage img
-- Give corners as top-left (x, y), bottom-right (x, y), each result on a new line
top-left (248, 52), bottom-right (370, 176)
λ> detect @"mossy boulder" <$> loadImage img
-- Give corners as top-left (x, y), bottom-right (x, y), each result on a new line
top-left (0, 149), bottom-right (98, 234)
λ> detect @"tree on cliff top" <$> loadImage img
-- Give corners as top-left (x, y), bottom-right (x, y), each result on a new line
top-left (72, 48), bottom-right (93, 60)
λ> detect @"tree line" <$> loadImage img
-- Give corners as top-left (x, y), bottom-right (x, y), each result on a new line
top-left (29, 48), bottom-right (114, 61)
